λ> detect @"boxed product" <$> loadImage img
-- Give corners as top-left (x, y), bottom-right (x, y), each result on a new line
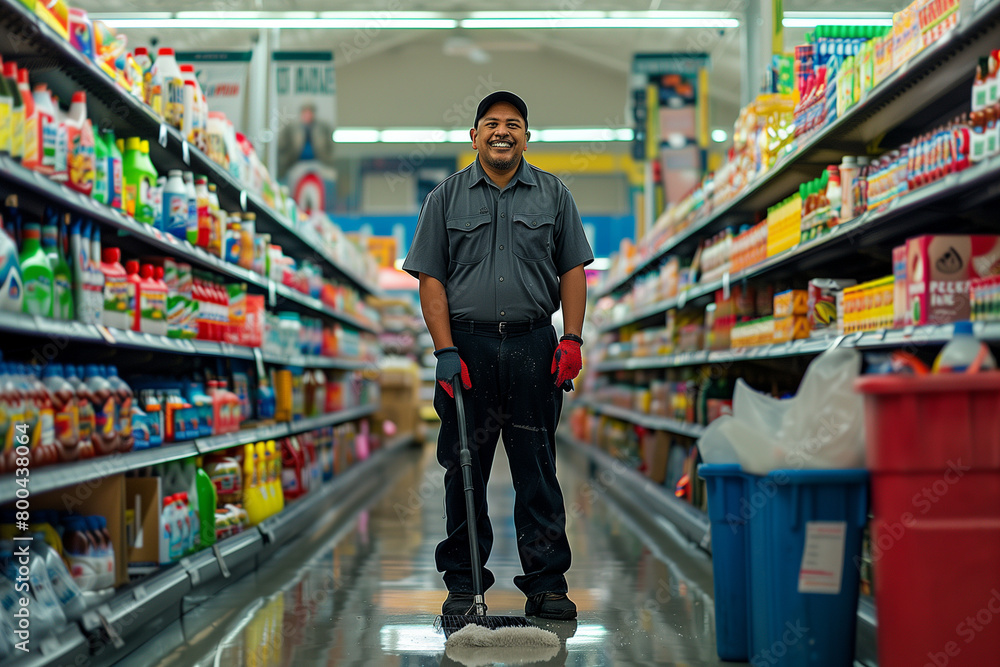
top-left (843, 276), bottom-right (894, 333)
top-left (774, 289), bottom-right (809, 318)
top-left (892, 245), bottom-right (909, 327)
top-left (773, 315), bottom-right (812, 342)
top-left (906, 235), bottom-right (1000, 325)
top-left (808, 278), bottom-right (857, 335)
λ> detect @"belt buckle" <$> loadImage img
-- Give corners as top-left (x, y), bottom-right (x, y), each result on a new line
top-left (499, 321), bottom-right (506, 334)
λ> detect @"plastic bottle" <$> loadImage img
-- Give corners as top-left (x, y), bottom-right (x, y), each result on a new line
top-left (175, 492), bottom-right (193, 554)
top-left (42, 363), bottom-right (79, 462)
top-left (162, 169), bottom-right (188, 241)
top-left (85, 516), bottom-right (115, 590)
top-left (136, 264), bottom-right (168, 335)
top-left (151, 175), bottom-right (165, 231)
top-left (61, 365), bottom-right (93, 460)
top-left (153, 48), bottom-right (184, 130)
top-left (195, 460), bottom-right (217, 548)
top-left (242, 443), bottom-right (262, 525)
top-left (103, 129), bottom-right (123, 211)
top-left (106, 366), bottom-right (133, 452)
top-left (160, 494), bottom-right (175, 564)
top-left (84, 365), bottom-right (117, 456)
top-left (207, 183), bottom-right (224, 257)
top-left (65, 92), bottom-right (96, 196)
top-left (19, 223), bottom-right (54, 317)
top-left (225, 216), bottom-right (242, 265)
top-left (133, 47), bottom-right (153, 106)
top-left (0, 57), bottom-right (12, 157)
top-left (18, 68), bottom-right (39, 171)
top-left (92, 128), bottom-right (109, 205)
top-left (0, 225), bottom-right (23, 314)
top-left (2, 61), bottom-right (24, 162)
top-left (32, 85), bottom-right (56, 176)
top-left (122, 137), bottom-right (156, 224)
top-left (89, 225), bottom-right (105, 325)
top-left (194, 177), bottom-right (211, 249)
top-left (32, 532), bottom-right (86, 620)
top-left (933, 321), bottom-right (998, 372)
top-left (41, 222), bottom-right (72, 321)
top-left (180, 78), bottom-right (197, 148)
top-left (0, 539), bottom-right (64, 636)
top-left (266, 439), bottom-right (284, 514)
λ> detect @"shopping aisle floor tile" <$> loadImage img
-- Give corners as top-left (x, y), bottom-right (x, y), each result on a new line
top-left (123, 439), bottom-right (747, 666)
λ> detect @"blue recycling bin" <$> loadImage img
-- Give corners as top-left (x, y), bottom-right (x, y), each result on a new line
top-left (699, 463), bottom-right (751, 662)
top-left (745, 469), bottom-right (868, 667)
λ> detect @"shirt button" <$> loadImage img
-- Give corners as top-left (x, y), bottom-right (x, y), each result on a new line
top-left (501, 213), bottom-right (506, 218)
top-left (465, 223), bottom-right (470, 227)
top-left (499, 277), bottom-right (504, 282)
top-left (531, 221), bottom-right (537, 226)
top-left (499, 245), bottom-right (504, 250)
top-left (501, 311), bottom-right (506, 316)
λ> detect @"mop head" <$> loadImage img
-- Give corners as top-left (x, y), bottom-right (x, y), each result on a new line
top-left (444, 622), bottom-right (559, 648)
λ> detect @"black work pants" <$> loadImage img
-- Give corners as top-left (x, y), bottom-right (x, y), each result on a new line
top-left (434, 324), bottom-right (571, 597)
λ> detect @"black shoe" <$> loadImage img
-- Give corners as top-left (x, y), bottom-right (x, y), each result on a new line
top-left (442, 592), bottom-right (483, 615)
top-left (525, 592), bottom-right (577, 620)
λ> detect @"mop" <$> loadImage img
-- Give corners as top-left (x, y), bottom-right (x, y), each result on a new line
top-left (436, 378), bottom-right (560, 650)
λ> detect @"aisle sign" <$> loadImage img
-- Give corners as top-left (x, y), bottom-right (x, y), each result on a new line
top-left (272, 51), bottom-right (337, 216)
top-left (175, 51), bottom-right (252, 133)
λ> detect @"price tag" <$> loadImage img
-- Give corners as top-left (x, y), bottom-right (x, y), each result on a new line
top-left (722, 271), bottom-right (731, 300)
top-left (240, 190), bottom-right (248, 211)
top-left (159, 124), bottom-right (168, 148)
top-left (96, 325), bottom-right (117, 344)
top-left (268, 280), bottom-right (277, 308)
top-left (182, 141), bottom-right (190, 165)
top-left (133, 584), bottom-right (147, 601)
top-left (678, 290), bottom-right (687, 309)
top-left (253, 347), bottom-right (266, 378)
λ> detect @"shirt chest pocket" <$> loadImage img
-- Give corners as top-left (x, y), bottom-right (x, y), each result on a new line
top-left (446, 214), bottom-right (492, 265)
top-left (512, 213), bottom-right (555, 262)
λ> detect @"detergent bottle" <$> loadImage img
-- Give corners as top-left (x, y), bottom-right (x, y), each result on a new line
top-left (63, 365), bottom-right (94, 460)
top-left (103, 129), bottom-right (123, 211)
top-left (19, 222), bottom-right (54, 317)
top-left (33, 532), bottom-right (86, 620)
top-left (135, 264), bottom-right (167, 335)
top-left (122, 137), bottom-right (156, 224)
top-left (159, 494), bottom-right (175, 564)
top-left (242, 443), bottom-right (263, 525)
top-left (84, 365), bottom-right (117, 456)
top-left (99, 247), bottom-right (128, 330)
top-left (0, 224), bottom-right (23, 314)
top-left (105, 366), bottom-right (134, 452)
top-left (65, 92), bottom-right (95, 196)
top-left (92, 128), bottom-right (109, 205)
top-left (0, 56), bottom-right (12, 157)
top-left (266, 439), bottom-right (284, 514)
top-left (933, 321), bottom-right (998, 372)
top-left (162, 169), bottom-right (187, 241)
top-left (42, 363), bottom-right (79, 462)
top-left (17, 68), bottom-right (39, 172)
top-left (41, 221), bottom-right (72, 321)
top-left (2, 62), bottom-right (24, 163)
top-left (195, 459), bottom-right (217, 548)
top-left (69, 218), bottom-right (89, 323)
top-left (88, 225), bottom-right (104, 325)
top-left (152, 48), bottom-right (184, 130)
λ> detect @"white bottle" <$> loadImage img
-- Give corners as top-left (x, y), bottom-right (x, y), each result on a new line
top-left (89, 226), bottom-right (105, 325)
top-left (184, 172), bottom-right (198, 245)
top-left (176, 493), bottom-right (193, 553)
top-left (0, 559), bottom-right (59, 638)
top-left (6, 538), bottom-right (68, 631)
top-left (50, 93), bottom-right (69, 183)
top-left (32, 534), bottom-right (86, 620)
top-left (152, 48), bottom-right (185, 131)
top-left (160, 495), bottom-right (175, 565)
top-left (181, 80), bottom-right (196, 147)
top-left (32, 86), bottom-right (57, 176)
top-left (933, 321), bottom-right (998, 372)
top-left (162, 170), bottom-right (188, 241)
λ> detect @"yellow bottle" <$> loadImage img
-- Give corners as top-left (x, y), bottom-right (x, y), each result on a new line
top-left (255, 441), bottom-right (272, 518)
top-left (242, 443), bottom-right (263, 525)
top-left (266, 440), bottom-right (284, 513)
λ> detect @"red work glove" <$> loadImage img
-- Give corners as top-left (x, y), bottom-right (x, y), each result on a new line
top-left (551, 334), bottom-right (583, 390)
top-left (434, 347), bottom-right (472, 399)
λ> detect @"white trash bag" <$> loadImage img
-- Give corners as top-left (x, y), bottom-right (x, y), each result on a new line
top-left (699, 346), bottom-right (866, 473)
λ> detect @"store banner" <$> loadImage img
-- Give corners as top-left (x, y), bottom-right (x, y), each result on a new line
top-left (271, 51), bottom-right (337, 215)
top-left (175, 51), bottom-right (252, 133)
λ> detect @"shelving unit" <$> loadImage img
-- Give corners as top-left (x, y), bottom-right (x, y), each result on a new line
top-left (575, 396), bottom-right (705, 439)
top-left (5, 434), bottom-right (415, 667)
top-left (598, 0), bottom-right (1000, 300)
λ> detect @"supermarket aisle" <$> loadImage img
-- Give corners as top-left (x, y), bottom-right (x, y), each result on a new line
top-left (123, 438), bottom-right (737, 666)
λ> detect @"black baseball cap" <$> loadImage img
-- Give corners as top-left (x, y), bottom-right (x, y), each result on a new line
top-left (473, 91), bottom-right (528, 128)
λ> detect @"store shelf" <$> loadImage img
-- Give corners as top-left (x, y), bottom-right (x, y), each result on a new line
top-left (595, 322), bottom-right (1000, 372)
top-left (599, 149), bottom-right (1000, 333)
top-left (262, 353), bottom-right (372, 371)
top-left (6, 624), bottom-right (90, 667)
top-left (0, 405), bottom-right (380, 502)
top-left (0, 0), bottom-right (379, 298)
top-left (273, 284), bottom-right (378, 334)
top-left (598, 0), bottom-right (1000, 299)
top-left (575, 398), bottom-right (705, 439)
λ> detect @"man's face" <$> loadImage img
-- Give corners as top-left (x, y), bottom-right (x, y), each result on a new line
top-left (471, 102), bottom-right (529, 172)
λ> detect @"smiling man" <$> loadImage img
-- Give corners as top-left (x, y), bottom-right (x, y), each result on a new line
top-left (403, 91), bottom-right (593, 621)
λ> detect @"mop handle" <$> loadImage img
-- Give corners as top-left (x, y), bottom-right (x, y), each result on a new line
top-left (453, 378), bottom-right (487, 614)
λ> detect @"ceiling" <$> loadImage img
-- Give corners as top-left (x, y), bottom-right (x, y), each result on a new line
top-left (76, 0), bottom-right (910, 147)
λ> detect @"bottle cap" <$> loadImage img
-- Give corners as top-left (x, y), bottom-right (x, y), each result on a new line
top-left (85, 364), bottom-right (100, 379)
top-left (125, 137), bottom-right (142, 152)
top-left (180, 64), bottom-right (194, 73)
top-left (141, 140), bottom-right (151, 154)
top-left (155, 266), bottom-right (165, 280)
top-left (157, 47), bottom-right (175, 56)
top-left (134, 47), bottom-right (148, 56)
top-left (126, 260), bottom-right (139, 274)
top-left (72, 91), bottom-right (86, 105)
top-left (22, 223), bottom-right (40, 239)
top-left (42, 363), bottom-right (62, 378)
top-left (141, 264), bottom-right (154, 279)
top-left (102, 248), bottom-right (121, 263)
top-left (2, 61), bottom-right (16, 78)
top-left (954, 321), bottom-right (974, 336)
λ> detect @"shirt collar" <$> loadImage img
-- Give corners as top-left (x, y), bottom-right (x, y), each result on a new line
top-left (468, 156), bottom-right (537, 189)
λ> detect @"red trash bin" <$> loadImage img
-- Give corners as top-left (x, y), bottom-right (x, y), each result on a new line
top-left (856, 373), bottom-right (1000, 667)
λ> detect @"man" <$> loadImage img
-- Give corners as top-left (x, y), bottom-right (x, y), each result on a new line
top-left (402, 91), bottom-right (593, 621)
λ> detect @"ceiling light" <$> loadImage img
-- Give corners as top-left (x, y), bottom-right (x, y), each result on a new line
top-left (379, 129), bottom-right (449, 143)
top-left (782, 11), bottom-right (893, 27)
top-left (461, 17), bottom-right (739, 29)
top-left (332, 129), bottom-right (380, 143)
top-left (330, 127), bottom-right (634, 143)
top-left (711, 129), bottom-right (729, 143)
top-left (93, 14), bottom-right (459, 29)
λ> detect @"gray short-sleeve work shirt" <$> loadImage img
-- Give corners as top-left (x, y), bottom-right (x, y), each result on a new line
top-left (402, 157), bottom-right (594, 321)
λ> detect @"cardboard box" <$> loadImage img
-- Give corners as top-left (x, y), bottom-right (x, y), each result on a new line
top-left (906, 235), bottom-right (1000, 325)
top-left (893, 245), bottom-right (909, 328)
top-left (773, 315), bottom-right (812, 342)
top-left (125, 477), bottom-right (163, 573)
top-left (774, 289), bottom-right (809, 318)
top-left (642, 431), bottom-right (670, 485)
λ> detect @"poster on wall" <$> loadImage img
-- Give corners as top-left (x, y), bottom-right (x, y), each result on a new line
top-left (272, 51), bottom-right (337, 216)
top-left (175, 51), bottom-right (252, 133)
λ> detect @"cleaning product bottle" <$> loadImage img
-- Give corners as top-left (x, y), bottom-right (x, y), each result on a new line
top-left (173, 493), bottom-right (192, 555)
top-left (194, 177), bottom-right (211, 249)
top-left (125, 259), bottom-right (140, 331)
top-left (0, 57), bottom-right (12, 157)
top-left (105, 366), bottom-right (133, 452)
top-left (195, 459), bottom-right (217, 548)
top-left (41, 221), bottom-right (72, 321)
top-left (69, 218), bottom-right (88, 323)
top-left (254, 440), bottom-right (272, 518)
top-left (207, 184), bottom-right (225, 258)
top-left (133, 47), bottom-right (153, 107)
top-left (99, 247), bottom-right (128, 329)
top-left (88, 225), bottom-right (104, 325)
top-left (242, 443), bottom-right (262, 525)
top-left (266, 439), bottom-right (284, 514)
top-left (151, 175), bottom-right (165, 231)
top-left (51, 92), bottom-right (69, 183)
top-left (224, 216), bottom-right (242, 265)
top-left (85, 516), bottom-right (115, 590)
top-left (61, 365), bottom-right (93, 460)
top-left (84, 365), bottom-right (117, 456)
top-left (162, 169), bottom-right (187, 241)
top-left (19, 222), bottom-right (54, 317)
top-left (65, 92), bottom-right (95, 196)
top-left (2, 61), bottom-right (24, 163)
top-left (183, 171), bottom-right (198, 245)
top-left (136, 264), bottom-right (167, 335)
top-left (30, 365), bottom-right (56, 467)
top-left (17, 67), bottom-right (39, 172)
top-left (180, 79), bottom-right (197, 147)
top-left (32, 532), bottom-right (86, 620)
top-left (152, 48), bottom-right (184, 130)
top-left (42, 363), bottom-right (79, 462)
top-left (933, 321), bottom-right (998, 372)
top-left (3, 194), bottom-right (21, 246)
top-left (137, 140), bottom-right (158, 225)
top-left (122, 137), bottom-right (156, 224)
top-left (91, 128), bottom-right (109, 205)
top-left (32, 84), bottom-right (56, 176)
top-left (0, 224), bottom-right (23, 314)
top-left (103, 129), bottom-right (123, 211)
top-left (160, 494), bottom-right (175, 564)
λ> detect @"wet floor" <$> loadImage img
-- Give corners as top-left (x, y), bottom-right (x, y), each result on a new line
top-left (126, 437), bottom-right (745, 666)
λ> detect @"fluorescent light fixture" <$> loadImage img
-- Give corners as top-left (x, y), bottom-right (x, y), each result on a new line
top-left (462, 16), bottom-right (739, 29)
top-left (332, 129), bottom-right (380, 143)
top-left (782, 11), bottom-right (893, 27)
top-left (331, 127), bottom-right (633, 143)
top-left (95, 13), bottom-right (458, 29)
top-left (175, 11), bottom-right (316, 19)
top-left (711, 129), bottom-right (729, 143)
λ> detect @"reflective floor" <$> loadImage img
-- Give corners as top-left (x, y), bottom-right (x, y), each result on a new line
top-left (127, 437), bottom-right (745, 666)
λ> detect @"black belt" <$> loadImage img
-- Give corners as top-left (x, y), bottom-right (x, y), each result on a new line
top-left (450, 316), bottom-right (551, 335)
